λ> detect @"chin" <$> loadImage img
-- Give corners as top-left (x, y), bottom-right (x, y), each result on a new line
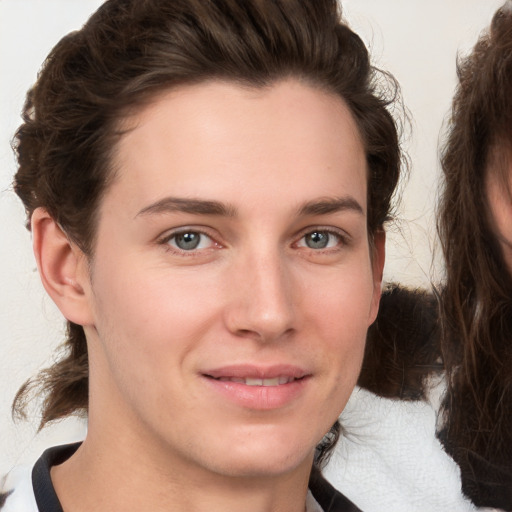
top-left (215, 451), bottom-right (314, 479)
top-left (201, 428), bottom-right (319, 478)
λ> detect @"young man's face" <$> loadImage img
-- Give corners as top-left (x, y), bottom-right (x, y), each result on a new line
top-left (79, 79), bottom-right (384, 479)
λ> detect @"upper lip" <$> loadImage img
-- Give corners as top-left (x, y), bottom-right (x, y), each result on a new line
top-left (203, 364), bottom-right (309, 380)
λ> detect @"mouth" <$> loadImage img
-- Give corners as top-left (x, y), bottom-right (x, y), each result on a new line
top-left (205, 375), bottom-right (305, 386)
top-left (201, 365), bottom-right (310, 409)
top-left (203, 364), bottom-right (309, 385)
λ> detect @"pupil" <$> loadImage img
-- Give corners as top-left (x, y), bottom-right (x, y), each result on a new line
top-left (307, 232), bottom-right (328, 249)
top-left (176, 232), bottom-right (200, 250)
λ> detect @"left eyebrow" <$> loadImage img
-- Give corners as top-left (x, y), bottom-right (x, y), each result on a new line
top-left (297, 196), bottom-right (364, 217)
top-left (135, 197), bottom-right (237, 218)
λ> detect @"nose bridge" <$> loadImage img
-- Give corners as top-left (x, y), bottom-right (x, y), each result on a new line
top-left (226, 242), bottom-right (296, 341)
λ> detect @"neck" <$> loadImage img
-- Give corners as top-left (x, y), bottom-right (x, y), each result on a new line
top-left (51, 428), bottom-right (313, 512)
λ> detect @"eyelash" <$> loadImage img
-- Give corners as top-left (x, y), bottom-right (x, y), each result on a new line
top-left (157, 228), bottom-right (220, 256)
top-left (157, 226), bottom-right (350, 256)
top-left (294, 227), bottom-right (350, 252)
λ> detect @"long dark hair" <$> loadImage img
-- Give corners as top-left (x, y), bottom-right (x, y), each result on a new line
top-left (359, 284), bottom-right (442, 401)
top-left (437, 4), bottom-right (512, 507)
top-left (11, 0), bottom-right (403, 468)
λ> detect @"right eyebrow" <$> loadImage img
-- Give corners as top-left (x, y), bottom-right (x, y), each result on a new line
top-left (297, 196), bottom-right (364, 217)
top-left (135, 196), bottom-right (237, 219)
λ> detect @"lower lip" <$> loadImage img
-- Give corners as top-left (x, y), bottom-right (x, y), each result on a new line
top-left (202, 376), bottom-right (310, 410)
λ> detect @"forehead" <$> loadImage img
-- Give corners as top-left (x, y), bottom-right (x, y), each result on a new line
top-left (107, 79), bottom-right (367, 217)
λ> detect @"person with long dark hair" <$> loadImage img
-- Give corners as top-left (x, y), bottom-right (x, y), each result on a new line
top-left (438, 3), bottom-right (512, 509)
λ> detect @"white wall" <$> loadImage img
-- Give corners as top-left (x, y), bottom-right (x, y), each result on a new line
top-left (0, 0), bottom-right (504, 476)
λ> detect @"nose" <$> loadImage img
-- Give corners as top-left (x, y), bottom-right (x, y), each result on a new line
top-left (224, 249), bottom-right (296, 343)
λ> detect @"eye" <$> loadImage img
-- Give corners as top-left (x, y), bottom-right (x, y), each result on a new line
top-left (165, 230), bottom-right (215, 251)
top-left (297, 230), bottom-right (343, 250)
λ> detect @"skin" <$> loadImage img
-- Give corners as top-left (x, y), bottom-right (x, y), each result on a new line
top-left (487, 166), bottom-right (512, 273)
top-left (33, 79), bottom-right (385, 512)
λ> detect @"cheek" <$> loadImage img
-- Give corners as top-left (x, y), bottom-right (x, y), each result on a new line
top-left (314, 266), bottom-right (375, 335)
top-left (92, 267), bottom-right (219, 355)
top-left (487, 169), bottom-right (512, 235)
top-left (489, 189), bottom-right (512, 239)
top-left (487, 175), bottom-right (512, 271)
top-left (87, 265), bottom-right (222, 422)
top-left (311, 291), bottom-right (368, 424)
top-left (304, 263), bottom-right (374, 382)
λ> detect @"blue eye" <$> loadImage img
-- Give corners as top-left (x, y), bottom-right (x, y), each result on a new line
top-left (167, 231), bottom-right (213, 251)
top-left (299, 230), bottom-right (341, 249)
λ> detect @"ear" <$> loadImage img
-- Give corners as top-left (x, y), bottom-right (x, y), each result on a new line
top-left (31, 208), bottom-right (94, 326)
top-left (368, 229), bottom-right (386, 325)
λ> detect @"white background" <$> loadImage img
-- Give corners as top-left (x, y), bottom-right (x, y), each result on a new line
top-left (0, 0), bottom-right (505, 476)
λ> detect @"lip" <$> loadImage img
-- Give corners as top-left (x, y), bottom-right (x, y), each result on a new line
top-left (204, 364), bottom-right (308, 380)
top-left (201, 364), bottom-right (311, 410)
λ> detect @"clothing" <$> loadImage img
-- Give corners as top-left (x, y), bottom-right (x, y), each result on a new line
top-left (0, 443), bottom-right (361, 512)
top-left (324, 386), bottom-right (502, 512)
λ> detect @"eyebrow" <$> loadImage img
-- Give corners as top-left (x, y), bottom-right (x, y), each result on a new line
top-left (135, 195), bottom-right (363, 219)
top-left (136, 197), bottom-right (237, 218)
top-left (297, 196), bottom-right (364, 217)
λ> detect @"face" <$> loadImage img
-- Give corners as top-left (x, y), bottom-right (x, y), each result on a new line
top-left (79, 80), bottom-right (384, 480)
top-left (486, 165), bottom-right (512, 273)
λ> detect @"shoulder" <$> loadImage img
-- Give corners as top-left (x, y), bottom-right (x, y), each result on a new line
top-left (0, 465), bottom-right (38, 512)
top-left (324, 386), bottom-right (480, 512)
top-left (0, 443), bottom-right (80, 512)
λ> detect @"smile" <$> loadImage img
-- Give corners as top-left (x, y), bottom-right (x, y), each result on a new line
top-left (212, 376), bottom-right (300, 386)
top-left (202, 366), bottom-right (310, 410)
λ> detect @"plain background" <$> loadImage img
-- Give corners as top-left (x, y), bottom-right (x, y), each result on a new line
top-left (0, 0), bottom-right (505, 476)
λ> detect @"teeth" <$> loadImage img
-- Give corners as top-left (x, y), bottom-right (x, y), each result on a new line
top-left (218, 377), bottom-right (245, 383)
top-left (246, 378), bottom-right (264, 386)
top-left (217, 376), bottom-right (295, 386)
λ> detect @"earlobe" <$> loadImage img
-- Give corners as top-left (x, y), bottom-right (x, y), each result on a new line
top-left (369, 230), bottom-right (386, 324)
top-left (31, 208), bottom-right (93, 326)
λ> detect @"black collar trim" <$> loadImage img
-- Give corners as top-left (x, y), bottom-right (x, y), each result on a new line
top-left (309, 466), bottom-right (362, 512)
top-left (32, 443), bottom-right (80, 512)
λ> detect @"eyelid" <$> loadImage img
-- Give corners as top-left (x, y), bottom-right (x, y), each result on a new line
top-left (156, 224), bottom-right (351, 255)
top-left (157, 226), bottom-right (223, 254)
top-left (293, 226), bottom-right (351, 249)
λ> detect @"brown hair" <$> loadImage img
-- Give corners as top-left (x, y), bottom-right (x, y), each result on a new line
top-left (12, 0), bottom-right (402, 467)
top-left (359, 284), bottom-right (442, 401)
top-left (437, 4), bottom-right (512, 507)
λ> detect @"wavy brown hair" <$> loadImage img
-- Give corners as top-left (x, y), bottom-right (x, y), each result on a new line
top-left (11, 0), bottom-right (403, 468)
top-left (437, 4), bottom-right (512, 508)
top-left (359, 284), bottom-right (442, 401)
